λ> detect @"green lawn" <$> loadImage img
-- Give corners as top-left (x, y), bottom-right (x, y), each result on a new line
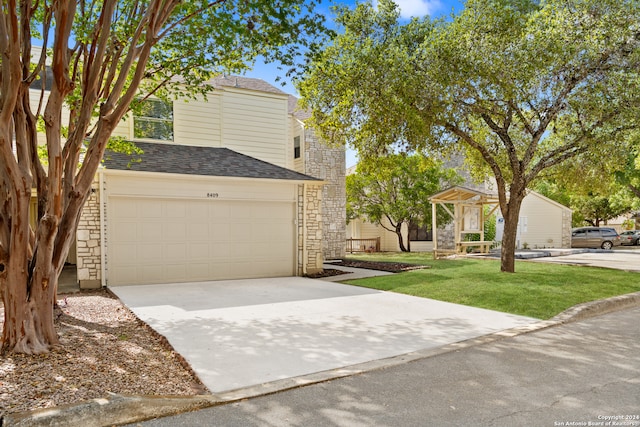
top-left (342, 253), bottom-right (640, 319)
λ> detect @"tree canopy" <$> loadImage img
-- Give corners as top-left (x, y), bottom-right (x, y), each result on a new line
top-left (297, 0), bottom-right (640, 272)
top-left (347, 154), bottom-right (462, 252)
top-left (0, 0), bottom-right (329, 354)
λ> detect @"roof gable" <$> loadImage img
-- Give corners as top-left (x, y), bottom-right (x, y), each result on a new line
top-left (429, 186), bottom-right (499, 203)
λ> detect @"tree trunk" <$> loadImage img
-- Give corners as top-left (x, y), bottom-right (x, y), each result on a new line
top-left (1, 266), bottom-right (58, 354)
top-left (395, 222), bottom-right (409, 252)
top-left (500, 193), bottom-right (525, 273)
top-left (0, 187), bottom-right (61, 354)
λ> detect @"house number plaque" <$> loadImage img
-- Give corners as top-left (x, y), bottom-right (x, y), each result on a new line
top-left (206, 192), bottom-right (219, 198)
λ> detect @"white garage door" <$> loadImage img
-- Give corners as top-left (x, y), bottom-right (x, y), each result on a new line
top-left (107, 197), bottom-right (295, 286)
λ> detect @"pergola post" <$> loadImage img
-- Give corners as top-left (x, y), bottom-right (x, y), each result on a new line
top-left (432, 201), bottom-right (438, 253)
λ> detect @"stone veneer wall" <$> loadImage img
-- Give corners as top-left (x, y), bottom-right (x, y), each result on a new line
top-left (76, 186), bottom-right (102, 289)
top-left (298, 183), bottom-right (324, 275)
top-left (304, 128), bottom-right (346, 259)
top-left (436, 222), bottom-right (455, 250)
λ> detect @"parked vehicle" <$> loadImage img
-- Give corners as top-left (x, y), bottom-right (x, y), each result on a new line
top-left (619, 230), bottom-right (640, 246)
top-left (571, 227), bottom-right (621, 250)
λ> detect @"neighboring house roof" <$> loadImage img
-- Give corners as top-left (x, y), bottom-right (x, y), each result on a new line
top-left (103, 142), bottom-right (320, 181)
top-left (525, 190), bottom-right (573, 213)
top-left (288, 95), bottom-right (312, 121)
top-left (210, 75), bottom-right (287, 95)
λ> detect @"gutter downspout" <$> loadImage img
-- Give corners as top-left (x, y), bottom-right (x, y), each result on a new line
top-left (99, 168), bottom-right (107, 288)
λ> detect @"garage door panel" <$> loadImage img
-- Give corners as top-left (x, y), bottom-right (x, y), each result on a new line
top-left (229, 224), bottom-right (252, 242)
top-left (210, 224), bottom-right (231, 241)
top-left (163, 223), bottom-right (187, 240)
top-left (112, 266), bottom-right (139, 284)
top-left (188, 204), bottom-right (208, 219)
top-left (164, 243), bottom-right (187, 261)
top-left (165, 203), bottom-right (186, 218)
top-left (113, 222), bottom-right (139, 241)
top-left (188, 242), bottom-right (210, 259)
top-left (108, 196), bottom-right (295, 286)
top-left (141, 265), bottom-right (165, 283)
top-left (138, 244), bottom-right (163, 261)
top-left (187, 223), bottom-right (209, 240)
top-left (112, 243), bottom-right (138, 264)
top-left (117, 203), bottom-right (139, 218)
top-left (209, 203), bottom-right (231, 219)
top-left (230, 204), bottom-right (251, 219)
top-left (189, 263), bottom-right (210, 279)
top-left (141, 223), bottom-right (163, 240)
top-left (139, 200), bottom-right (163, 218)
top-left (163, 264), bottom-right (187, 281)
top-left (210, 242), bottom-right (230, 257)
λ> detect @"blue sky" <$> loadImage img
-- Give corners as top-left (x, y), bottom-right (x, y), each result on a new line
top-left (245, 0), bottom-right (464, 167)
top-left (244, 0), bottom-right (464, 93)
top-left (243, 0), bottom-right (465, 167)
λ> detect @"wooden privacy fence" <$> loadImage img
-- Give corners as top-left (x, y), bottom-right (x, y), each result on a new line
top-left (346, 237), bottom-right (381, 253)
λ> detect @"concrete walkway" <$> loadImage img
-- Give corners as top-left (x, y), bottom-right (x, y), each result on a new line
top-left (111, 276), bottom-right (536, 393)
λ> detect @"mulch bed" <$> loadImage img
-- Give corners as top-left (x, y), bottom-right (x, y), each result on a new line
top-left (305, 259), bottom-right (429, 278)
top-left (332, 259), bottom-right (429, 273)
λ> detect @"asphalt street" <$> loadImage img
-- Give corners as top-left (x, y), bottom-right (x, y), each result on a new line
top-left (130, 306), bottom-right (640, 427)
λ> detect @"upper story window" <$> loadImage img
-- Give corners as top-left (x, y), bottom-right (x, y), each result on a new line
top-left (133, 98), bottom-right (174, 141)
top-left (294, 136), bottom-right (301, 159)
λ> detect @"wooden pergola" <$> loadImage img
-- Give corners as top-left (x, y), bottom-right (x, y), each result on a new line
top-left (429, 186), bottom-right (500, 258)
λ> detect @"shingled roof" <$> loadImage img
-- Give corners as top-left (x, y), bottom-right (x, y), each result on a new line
top-left (102, 142), bottom-right (320, 182)
top-left (210, 75), bottom-right (287, 95)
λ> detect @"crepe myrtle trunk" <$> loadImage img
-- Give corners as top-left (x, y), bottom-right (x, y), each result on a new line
top-left (0, 181), bottom-right (87, 355)
top-left (0, 184), bottom-right (58, 354)
top-left (1, 205), bottom-right (83, 354)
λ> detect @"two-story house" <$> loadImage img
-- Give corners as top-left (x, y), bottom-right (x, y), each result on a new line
top-left (31, 74), bottom-right (346, 288)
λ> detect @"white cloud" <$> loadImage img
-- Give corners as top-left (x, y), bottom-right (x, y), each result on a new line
top-left (377, 0), bottom-right (443, 18)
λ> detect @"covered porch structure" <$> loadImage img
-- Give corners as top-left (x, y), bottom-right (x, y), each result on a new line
top-left (429, 186), bottom-right (500, 259)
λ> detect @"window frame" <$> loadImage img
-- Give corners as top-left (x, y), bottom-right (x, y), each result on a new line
top-left (293, 135), bottom-right (301, 159)
top-left (133, 98), bottom-right (175, 142)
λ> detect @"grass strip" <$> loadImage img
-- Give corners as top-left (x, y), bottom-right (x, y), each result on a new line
top-left (343, 253), bottom-right (640, 319)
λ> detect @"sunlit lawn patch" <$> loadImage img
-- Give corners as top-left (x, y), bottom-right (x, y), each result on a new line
top-left (343, 253), bottom-right (640, 319)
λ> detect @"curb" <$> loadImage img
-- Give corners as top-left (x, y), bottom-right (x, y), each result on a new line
top-left (3, 291), bottom-right (640, 427)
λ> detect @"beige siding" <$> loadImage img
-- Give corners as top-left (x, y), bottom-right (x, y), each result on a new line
top-left (173, 95), bottom-right (222, 147)
top-left (349, 218), bottom-right (402, 252)
top-left (221, 89), bottom-right (289, 167)
top-left (112, 115), bottom-right (131, 139)
top-left (518, 192), bottom-right (564, 249)
top-left (29, 89), bottom-right (71, 146)
top-left (496, 191), bottom-right (571, 249)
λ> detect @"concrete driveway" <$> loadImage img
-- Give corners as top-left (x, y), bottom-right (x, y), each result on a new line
top-left (111, 277), bottom-right (536, 393)
top-left (528, 247), bottom-right (640, 272)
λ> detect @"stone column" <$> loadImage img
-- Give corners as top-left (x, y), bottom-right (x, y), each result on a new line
top-left (76, 187), bottom-right (102, 289)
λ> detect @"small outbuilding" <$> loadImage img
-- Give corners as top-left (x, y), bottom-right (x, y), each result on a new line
top-left (429, 186), bottom-right (499, 258)
top-left (494, 190), bottom-right (573, 250)
top-left (429, 186), bottom-right (572, 258)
